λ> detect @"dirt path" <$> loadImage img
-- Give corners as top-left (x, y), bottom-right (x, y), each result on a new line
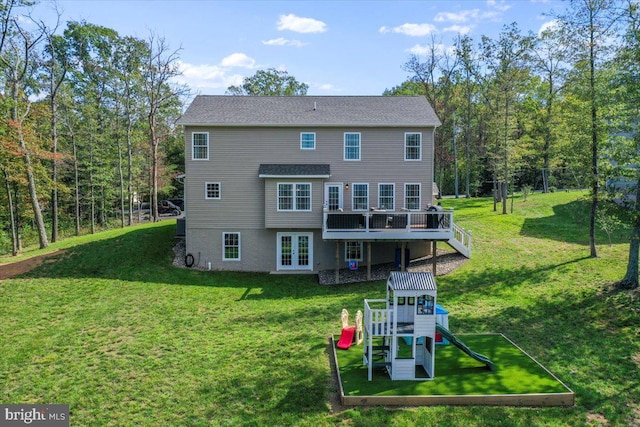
top-left (0, 250), bottom-right (66, 280)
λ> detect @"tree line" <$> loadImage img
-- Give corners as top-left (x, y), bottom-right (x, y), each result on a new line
top-left (382, 0), bottom-right (639, 288)
top-left (0, 0), bottom-right (187, 256)
top-left (1, 0), bottom-right (637, 289)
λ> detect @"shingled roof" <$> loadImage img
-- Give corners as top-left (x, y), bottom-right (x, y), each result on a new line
top-left (258, 164), bottom-right (331, 178)
top-left (176, 95), bottom-right (440, 127)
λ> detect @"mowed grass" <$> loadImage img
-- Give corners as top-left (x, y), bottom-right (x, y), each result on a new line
top-left (1, 191), bottom-right (638, 427)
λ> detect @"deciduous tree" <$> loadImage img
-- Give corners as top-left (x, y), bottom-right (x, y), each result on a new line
top-left (226, 68), bottom-right (308, 96)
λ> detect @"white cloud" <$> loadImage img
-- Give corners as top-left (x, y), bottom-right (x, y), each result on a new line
top-left (381, 23), bottom-right (437, 37)
top-left (262, 37), bottom-right (306, 47)
top-left (175, 61), bottom-right (244, 92)
top-left (317, 83), bottom-right (340, 92)
top-left (435, 9), bottom-right (501, 24)
top-left (487, 0), bottom-right (512, 12)
top-left (407, 43), bottom-right (455, 57)
top-left (435, 11), bottom-right (473, 23)
top-left (220, 53), bottom-right (256, 68)
top-left (443, 25), bottom-right (472, 35)
top-left (277, 14), bottom-right (327, 33)
top-left (538, 19), bottom-right (560, 36)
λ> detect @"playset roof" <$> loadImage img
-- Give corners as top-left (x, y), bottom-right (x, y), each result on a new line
top-left (387, 271), bottom-right (437, 292)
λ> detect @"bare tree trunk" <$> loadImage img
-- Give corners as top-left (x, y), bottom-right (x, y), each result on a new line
top-left (10, 78), bottom-right (48, 249)
top-left (13, 183), bottom-right (22, 252)
top-left (502, 95), bottom-right (509, 215)
top-left (126, 109), bottom-right (134, 227)
top-left (492, 177), bottom-right (498, 211)
top-left (50, 97), bottom-right (59, 242)
top-left (89, 142), bottom-right (95, 234)
top-left (2, 168), bottom-right (18, 255)
top-left (465, 87), bottom-right (471, 199)
top-left (117, 136), bottom-right (125, 228)
top-left (618, 224), bottom-right (640, 290)
top-left (17, 123), bottom-right (48, 248)
top-left (150, 121), bottom-right (159, 222)
top-left (47, 32), bottom-right (66, 242)
top-left (589, 6), bottom-right (599, 258)
top-left (617, 172), bottom-right (640, 290)
top-left (72, 133), bottom-right (80, 236)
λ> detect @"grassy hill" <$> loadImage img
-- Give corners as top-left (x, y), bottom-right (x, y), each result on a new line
top-left (1, 191), bottom-right (637, 427)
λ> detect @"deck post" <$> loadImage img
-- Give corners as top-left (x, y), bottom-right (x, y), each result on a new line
top-left (432, 240), bottom-right (437, 276)
top-left (400, 242), bottom-right (406, 272)
top-left (367, 242), bottom-right (372, 281)
top-left (335, 241), bottom-right (340, 284)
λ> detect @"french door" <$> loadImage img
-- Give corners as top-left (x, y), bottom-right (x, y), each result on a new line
top-left (277, 232), bottom-right (313, 271)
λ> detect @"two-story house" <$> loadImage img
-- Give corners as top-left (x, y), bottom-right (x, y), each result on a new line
top-left (176, 96), bottom-right (470, 278)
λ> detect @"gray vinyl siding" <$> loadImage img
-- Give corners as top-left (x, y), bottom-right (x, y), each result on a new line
top-left (184, 125), bottom-right (435, 272)
top-left (186, 226), bottom-right (432, 272)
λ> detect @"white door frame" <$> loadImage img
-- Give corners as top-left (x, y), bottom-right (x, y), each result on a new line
top-left (276, 232), bottom-right (314, 271)
top-left (324, 183), bottom-right (344, 210)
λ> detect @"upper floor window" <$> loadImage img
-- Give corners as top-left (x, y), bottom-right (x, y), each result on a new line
top-left (378, 183), bottom-right (395, 210)
top-left (278, 183), bottom-right (312, 211)
top-left (223, 232), bottom-right (241, 261)
top-left (405, 132), bottom-right (422, 161)
top-left (192, 132), bottom-right (209, 160)
top-left (344, 132), bottom-right (361, 161)
top-left (205, 182), bottom-right (221, 199)
top-left (405, 183), bottom-right (421, 210)
top-left (352, 183), bottom-right (368, 211)
top-left (300, 132), bottom-right (316, 150)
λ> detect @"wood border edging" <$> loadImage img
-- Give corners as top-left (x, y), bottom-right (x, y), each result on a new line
top-left (329, 334), bottom-right (575, 407)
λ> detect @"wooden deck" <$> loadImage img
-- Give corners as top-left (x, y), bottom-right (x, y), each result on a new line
top-left (322, 210), bottom-right (472, 258)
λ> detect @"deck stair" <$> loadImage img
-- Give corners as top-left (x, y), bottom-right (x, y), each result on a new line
top-left (446, 223), bottom-right (472, 258)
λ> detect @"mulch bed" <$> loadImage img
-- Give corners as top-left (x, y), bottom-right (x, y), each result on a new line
top-left (318, 249), bottom-right (467, 285)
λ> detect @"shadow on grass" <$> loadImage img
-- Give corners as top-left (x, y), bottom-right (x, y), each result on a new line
top-left (454, 287), bottom-right (640, 423)
top-left (520, 199), bottom-right (628, 245)
top-left (442, 255), bottom-right (591, 298)
top-left (16, 222), bottom-right (382, 301)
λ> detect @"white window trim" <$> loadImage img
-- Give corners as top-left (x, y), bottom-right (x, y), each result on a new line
top-left (404, 183), bottom-right (422, 211)
top-left (277, 182), bottom-right (313, 212)
top-left (192, 132), bottom-right (209, 161)
top-left (404, 132), bottom-right (422, 161)
top-left (222, 232), bottom-right (241, 261)
top-left (343, 132), bottom-right (361, 161)
top-left (378, 183), bottom-right (395, 211)
top-left (300, 132), bottom-right (316, 150)
top-left (351, 183), bottom-right (369, 211)
top-left (345, 241), bottom-right (363, 262)
top-left (205, 182), bottom-right (221, 200)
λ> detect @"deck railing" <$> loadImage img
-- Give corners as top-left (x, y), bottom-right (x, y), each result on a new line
top-left (323, 209), bottom-right (453, 234)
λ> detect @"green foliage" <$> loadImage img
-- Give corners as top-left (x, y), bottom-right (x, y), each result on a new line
top-left (382, 80), bottom-right (425, 96)
top-left (226, 68), bottom-right (308, 96)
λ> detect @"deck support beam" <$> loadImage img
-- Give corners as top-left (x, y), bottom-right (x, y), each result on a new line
top-left (335, 241), bottom-right (340, 284)
top-left (432, 240), bottom-right (437, 276)
top-left (367, 242), bottom-right (372, 281)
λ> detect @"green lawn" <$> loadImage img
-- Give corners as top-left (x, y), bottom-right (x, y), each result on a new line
top-left (1, 191), bottom-right (638, 427)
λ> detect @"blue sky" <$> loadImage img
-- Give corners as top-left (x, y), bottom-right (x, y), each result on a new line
top-left (42, 0), bottom-right (566, 96)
